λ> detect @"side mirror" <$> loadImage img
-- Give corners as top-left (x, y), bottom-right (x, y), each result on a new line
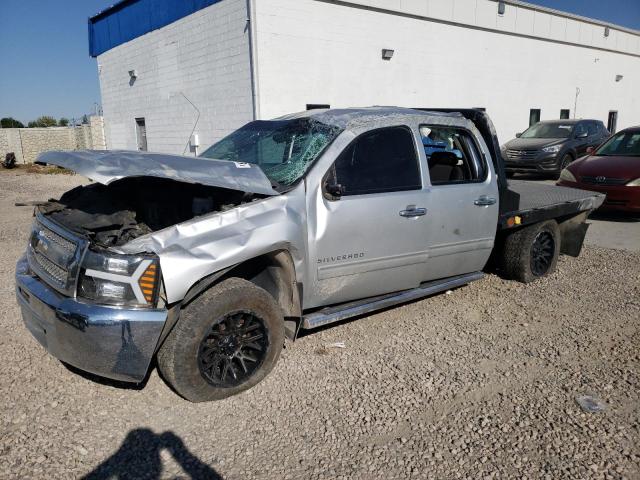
top-left (586, 146), bottom-right (595, 155)
top-left (325, 183), bottom-right (344, 199)
top-left (515, 132), bottom-right (522, 138)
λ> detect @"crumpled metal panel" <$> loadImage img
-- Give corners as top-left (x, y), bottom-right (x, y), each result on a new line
top-left (38, 150), bottom-right (278, 197)
top-left (117, 184), bottom-right (308, 304)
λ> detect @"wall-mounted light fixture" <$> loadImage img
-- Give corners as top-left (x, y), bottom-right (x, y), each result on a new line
top-left (381, 49), bottom-right (395, 60)
top-left (615, 74), bottom-right (623, 82)
top-left (498, 1), bottom-right (505, 16)
top-left (604, 26), bottom-right (610, 37)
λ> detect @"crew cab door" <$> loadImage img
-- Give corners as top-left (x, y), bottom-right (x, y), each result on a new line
top-left (419, 125), bottom-right (498, 279)
top-left (305, 126), bottom-right (430, 308)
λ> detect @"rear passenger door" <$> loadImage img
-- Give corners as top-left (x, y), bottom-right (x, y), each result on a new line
top-left (307, 126), bottom-right (430, 307)
top-left (419, 125), bottom-right (498, 280)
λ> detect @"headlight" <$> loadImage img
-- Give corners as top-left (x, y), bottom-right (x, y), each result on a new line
top-left (542, 145), bottom-right (561, 153)
top-left (627, 178), bottom-right (640, 187)
top-left (78, 250), bottom-right (160, 307)
top-left (559, 169), bottom-right (576, 182)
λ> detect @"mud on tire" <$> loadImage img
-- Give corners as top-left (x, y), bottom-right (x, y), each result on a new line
top-left (157, 277), bottom-right (285, 402)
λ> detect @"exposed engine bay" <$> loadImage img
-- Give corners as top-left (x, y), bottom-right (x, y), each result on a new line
top-left (38, 177), bottom-right (263, 247)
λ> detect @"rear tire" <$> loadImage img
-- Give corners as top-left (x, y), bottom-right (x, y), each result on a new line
top-left (157, 277), bottom-right (285, 402)
top-left (500, 220), bottom-right (560, 283)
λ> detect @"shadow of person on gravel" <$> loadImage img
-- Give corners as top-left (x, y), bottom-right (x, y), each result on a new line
top-left (81, 428), bottom-right (223, 480)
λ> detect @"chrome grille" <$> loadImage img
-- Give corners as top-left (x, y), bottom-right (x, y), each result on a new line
top-left (31, 251), bottom-right (68, 286)
top-left (580, 176), bottom-right (628, 186)
top-left (506, 149), bottom-right (539, 160)
top-left (27, 216), bottom-right (86, 296)
top-left (37, 226), bottom-right (76, 253)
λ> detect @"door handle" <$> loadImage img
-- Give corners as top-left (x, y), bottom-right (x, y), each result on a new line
top-left (474, 196), bottom-right (496, 206)
top-left (399, 206), bottom-right (427, 218)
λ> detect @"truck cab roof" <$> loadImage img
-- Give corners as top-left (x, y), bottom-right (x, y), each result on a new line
top-left (277, 106), bottom-right (464, 130)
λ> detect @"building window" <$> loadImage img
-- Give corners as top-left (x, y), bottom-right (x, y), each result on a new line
top-left (560, 109), bottom-right (570, 119)
top-left (529, 109), bottom-right (541, 126)
top-left (607, 111), bottom-right (618, 133)
top-left (306, 104), bottom-right (330, 110)
top-left (135, 118), bottom-right (147, 151)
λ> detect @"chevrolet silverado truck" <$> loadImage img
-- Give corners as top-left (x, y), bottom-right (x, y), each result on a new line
top-left (16, 107), bottom-right (604, 402)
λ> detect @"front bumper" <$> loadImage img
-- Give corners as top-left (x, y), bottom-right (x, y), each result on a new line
top-left (504, 152), bottom-right (560, 173)
top-left (15, 255), bottom-right (167, 383)
top-left (556, 181), bottom-right (640, 212)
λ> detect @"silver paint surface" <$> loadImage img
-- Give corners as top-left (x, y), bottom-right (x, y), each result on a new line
top-left (38, 149), bottom-right (278, 196)
top-left (114, 108), bottom-right (498, 307)
top-left (36, 108), bottom-right (599, 311)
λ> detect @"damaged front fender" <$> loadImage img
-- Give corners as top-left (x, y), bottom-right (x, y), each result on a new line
top-left (116, 185), bottom-right (308, 304)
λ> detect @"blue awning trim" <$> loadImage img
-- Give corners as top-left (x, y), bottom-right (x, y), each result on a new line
top-left (89, 0), bottom-right (223, 57)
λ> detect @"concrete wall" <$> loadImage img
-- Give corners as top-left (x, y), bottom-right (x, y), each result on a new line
top-left (254, 0), bottom-right (640, 144)
top-left (0, 117), bottom-right (107, 164)
top-left (96, 0), bottom-right (253, 154)
top-left (95, 0), bottom-right (639, 152)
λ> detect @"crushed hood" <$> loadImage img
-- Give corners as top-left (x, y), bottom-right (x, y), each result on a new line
top-left (38, 150), bottom-right (278, 196)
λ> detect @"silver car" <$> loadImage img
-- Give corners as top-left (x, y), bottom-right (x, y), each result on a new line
top-left (16, 107), bottom-right (603, 401)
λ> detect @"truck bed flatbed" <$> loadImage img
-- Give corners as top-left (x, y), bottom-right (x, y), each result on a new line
top-left (499, 180), bottom-right (605, 229)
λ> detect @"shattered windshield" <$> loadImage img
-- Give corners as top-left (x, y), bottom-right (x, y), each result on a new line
top-left (200, 119), bottom-right (343, 186)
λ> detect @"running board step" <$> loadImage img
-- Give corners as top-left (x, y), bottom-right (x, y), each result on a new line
top-left (302, 272), bottom-right (484, 330)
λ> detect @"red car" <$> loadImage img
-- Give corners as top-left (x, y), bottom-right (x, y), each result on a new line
top-left (557, 126), bottom-right (640, 213)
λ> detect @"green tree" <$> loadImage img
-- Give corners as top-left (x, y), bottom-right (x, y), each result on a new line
top-left (58, 118), bottom-right (70, 127)
top-left (29, 116), bottom-right (58, 128)
top-left (0, 117), bottom-right (24, 128)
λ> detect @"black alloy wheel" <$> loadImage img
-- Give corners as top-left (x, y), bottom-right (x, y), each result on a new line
top-left (530, 231), bottom-right (555, 277)
top-left (197, 311), bottom-right (269, 387)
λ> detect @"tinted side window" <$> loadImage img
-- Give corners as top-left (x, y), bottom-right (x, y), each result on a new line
top-left (328, 127), bottom-right (421, 196)
top-left (574, 123), bottom-right (586, 137)
top-left (587, 122), bottom-right (598, 136)
top-left (419, 126), bottom-right (487, 185)
top-left (599, 122), bottom-right (610, 135)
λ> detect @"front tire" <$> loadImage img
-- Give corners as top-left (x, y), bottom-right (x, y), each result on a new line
top-left (500, 220), bottom-right (560, 283)
top-left (557, 154), bottom-right (573, 178)
top-left (157, 277), bottom-right (285, 402)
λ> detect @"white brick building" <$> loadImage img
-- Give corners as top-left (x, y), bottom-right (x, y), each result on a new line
top-left (91, 0), bottom-right (640, 154)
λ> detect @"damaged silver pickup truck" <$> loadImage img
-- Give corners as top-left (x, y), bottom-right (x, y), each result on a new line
top-left (16, 107), bottom-right (604, 402)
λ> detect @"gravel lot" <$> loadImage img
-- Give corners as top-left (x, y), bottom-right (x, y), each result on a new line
top-left (0, 171), bottom-right (638, 479)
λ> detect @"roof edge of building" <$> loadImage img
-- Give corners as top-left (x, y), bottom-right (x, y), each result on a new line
top-left (501, 0), bottom-right (640, 37)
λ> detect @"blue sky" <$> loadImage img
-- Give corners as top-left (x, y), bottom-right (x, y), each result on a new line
top-left (0, 0), bottom-right (638, 124)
